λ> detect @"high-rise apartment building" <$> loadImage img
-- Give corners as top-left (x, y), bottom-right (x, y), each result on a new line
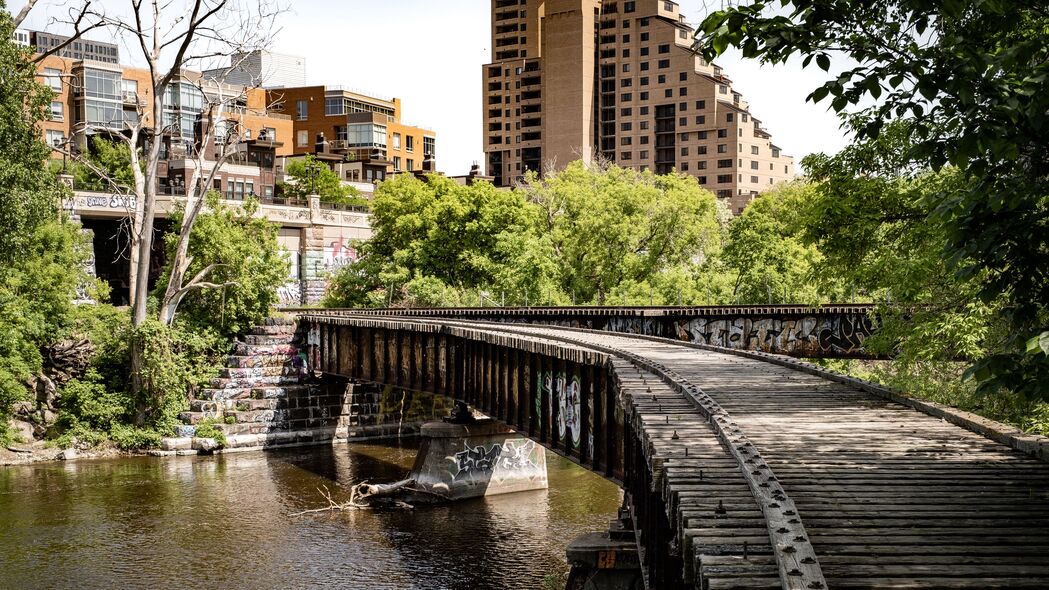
top-left (482, 0), bottom-right (794, 213)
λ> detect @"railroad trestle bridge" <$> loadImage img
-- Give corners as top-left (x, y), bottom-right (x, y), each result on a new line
top-left (300, 308), bottom-right (1049, 590)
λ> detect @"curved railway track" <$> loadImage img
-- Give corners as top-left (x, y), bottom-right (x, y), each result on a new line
top-left (302, 313), bottom-right (1049, 589)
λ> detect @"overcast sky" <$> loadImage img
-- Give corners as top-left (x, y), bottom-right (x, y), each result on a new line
top-left (15, 0), bottom-right (850, 175)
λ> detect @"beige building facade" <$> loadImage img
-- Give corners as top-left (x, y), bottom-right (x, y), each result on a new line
top-left (482, 0), bottom-right (795, 213)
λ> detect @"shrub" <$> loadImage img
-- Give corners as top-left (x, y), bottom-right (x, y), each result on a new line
top-left (109, 423), bottom-right (163, 450)
top-left (193, 418), bottom-right (227, 448)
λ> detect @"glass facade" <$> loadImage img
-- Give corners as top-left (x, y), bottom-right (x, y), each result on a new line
top-left (162, 82), bottom-right (204, 137)
top-left (345, 123), bottom-right (387, 148)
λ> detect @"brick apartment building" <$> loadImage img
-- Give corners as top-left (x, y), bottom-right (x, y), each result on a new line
top-left (482, 0), bottom-right (795, 212)
top-left (266, 85), bottom-right (437, 185)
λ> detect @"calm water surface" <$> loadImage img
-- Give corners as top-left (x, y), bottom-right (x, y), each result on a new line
top-left (0, 440), bottom-right (621, 590)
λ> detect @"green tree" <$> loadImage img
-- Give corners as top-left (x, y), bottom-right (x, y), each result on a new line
top-left (698, 0), bottom-right (1049, 398)
top-left (66, 137), bottom-right (139, 192)
top-left (155, 193), bottom-right (289, 337)
top-left (279, 155), bottom-right (365, 206)
top-left (0, 3), bottom-right (94, 427)
top-left (722, 181), bottom-right (831, 304)
top-left (519, 161), bottom-right (722, 304)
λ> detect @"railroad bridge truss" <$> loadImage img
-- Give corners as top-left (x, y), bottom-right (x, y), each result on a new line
top-left (301, 308), bottom-right (1049, 590)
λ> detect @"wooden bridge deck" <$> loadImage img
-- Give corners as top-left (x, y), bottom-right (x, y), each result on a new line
top-left (303, 314), bottom-right (1049, 589)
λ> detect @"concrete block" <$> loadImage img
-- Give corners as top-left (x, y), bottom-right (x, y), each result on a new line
top-left (161, 437), bottom-right (192, 451)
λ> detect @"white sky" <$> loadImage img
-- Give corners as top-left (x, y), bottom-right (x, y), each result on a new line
top-left (13, 0), bottom-right (850, 175)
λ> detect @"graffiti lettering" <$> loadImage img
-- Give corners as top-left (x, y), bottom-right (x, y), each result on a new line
top-left (536, 371), bottom-right (582, 448)
top-left (449, 439), bottom-right (541, 481)
top-left (277, 282), bottom-right (302, 305)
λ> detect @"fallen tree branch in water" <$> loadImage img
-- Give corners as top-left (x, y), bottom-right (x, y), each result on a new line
top-left (290, 480), bottom-right (417, 515)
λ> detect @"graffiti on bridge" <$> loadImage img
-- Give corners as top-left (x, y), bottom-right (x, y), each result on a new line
top-left (674, 315), bottom-right (874, 356)
top-left (449, 438), bottom-right (542, 481)
top-left (536, 371), bottom-right (582, 449)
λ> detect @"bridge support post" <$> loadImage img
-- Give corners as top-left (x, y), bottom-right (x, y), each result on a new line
top-left (407, 419), bottom-right (548, 501)
top-left (565, 514), bottom-right (644, 590)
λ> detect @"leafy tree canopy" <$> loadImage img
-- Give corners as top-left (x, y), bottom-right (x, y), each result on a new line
top-left (154, 193), bottom-right (289, 337)
top-left (279, 154), bottom-right (365, 206)
top-left (698, 0), bottom-right (1049, 398)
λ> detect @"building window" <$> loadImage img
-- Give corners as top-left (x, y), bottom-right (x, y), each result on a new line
top-left (624, 1), bottom-right (635, 12)
top-left (121, 78), bottom-right (137, 100)
top-left (698, 146), bottom-right (708, 155)
top-left (640, 17), bottom-right (649, 26)
top-left (680, 72), bottom-right (688, 81)
top-left (640, 61), bottom-right (649, 71)
top-left (406, 135), bottom-right (414, 152)
top-left (680, 147), bottom-right (688, 156)
top-left (621, 107), bottom-right (632, 116)
top-left (727, 113), bottom-right (734, 122)
top-left (658, 44), bottom-right (670, 54)
top-left (393, 133), bottom-right (401, 150)
top-left (717, 159), bottom-right (732, 168)
top-left (658, 59), bottom-right (670, 68)
top-left (698, 131), bottom-right (709, 140)
top-left (665, 89), bottom-right (673, 98)
top-left (679, 117), bottom-right (687, 126)
top-left (718, 128), bottom-right (728, 138)
top-left (717, 144), bottom-right (727, 153)
top-left (640, 150), bottom-right (649, 159)
top-left (621, 93), bottom-right (632, 102)
top-left (43, 68), bottom-right (62, 91)
top-left (621, 79), bottom-right (632, 88)
top-left (640, 136), bottom-right (649, 144)
top-left (640, 76), bottom-right (649, 85)
top-left (393, 156), bottom-right (401, 171)
top-left (679, 102), bottom-right (687, 111)
top-left (640, 91), bottom-right (649, 100)
top-left (680, 132), bottom-right (689, 141)
top-left (658, 74), bottom-right (666, 84)
top-left (621, 137), bottom-right (632, 145)
top-left (698, 176), bottom-right (707, 184)
top-left (719, 85), bottom-right (728, 94)
top-left (772, 147), bottom-right (781, 158)
top-left (297, 130), bottom-right (308, 146)
top-left (622, 34), bottom-right (630, 43)
top-left (640, 106), bottom-right (649, 115)
top-left (640, 121), bottom-right (649, 130)
top-left (325, 97), bottom-right (344, 116)
top-left (640, 47), bottom-right (649, 56)
top-left (621, 122), bottom-right (632, 131)
top-left (622, 48), bottom-right (630, 57)
top-left (621, 151), bottom-right (632, 160)
top-left (696, 100), bottom-right (706, 109)
top-left (622, 63), bottom-right (630, 72)
top-left (296, 100), bottom-right (308, 120)
top-left (641, 32), bottom-right (649, 41)
top-left (407, 159), bottom-right (414, 171)
top-left (681, 162), bottom-right (689, 171)
top-left (679, 87), bottom-right (687, 96)
top-left (696, 115), bottom-right (706, 125)
top-left (698, 161), bottom-right (707, 170)
top-left (49, 101), bottom-right (63, 121)
top-left (46, 129), bottom-right (65, 147)
top-left (424, 136), bottom-right (436, 157)
top-left (751, 175), bottom-right (759, 183)
top-left (717, 174), bottom-right (732, 183)
top-left (751, 160), bottom-right (759, 169)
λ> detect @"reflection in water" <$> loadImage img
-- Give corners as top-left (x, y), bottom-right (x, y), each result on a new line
top-left (0, 440), bottom-right (621, 589)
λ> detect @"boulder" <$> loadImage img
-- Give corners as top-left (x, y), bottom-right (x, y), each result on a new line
top-left (57, 448), bottom-right (77, 461)
top-left (12, 401), bottom-right (34, 417)
top-left (192, 437), bottom-right (219, 453)
top-left (6, 419), bottom-right (34, 443)
top-left (160, 437), bottom-right (192, 451)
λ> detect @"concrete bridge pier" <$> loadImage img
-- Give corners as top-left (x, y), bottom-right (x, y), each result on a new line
top-left (407, 418), bottom-right (548, 501)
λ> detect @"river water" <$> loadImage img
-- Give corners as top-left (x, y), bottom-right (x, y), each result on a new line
top-left (0, 440), bottom-right (622, 590)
